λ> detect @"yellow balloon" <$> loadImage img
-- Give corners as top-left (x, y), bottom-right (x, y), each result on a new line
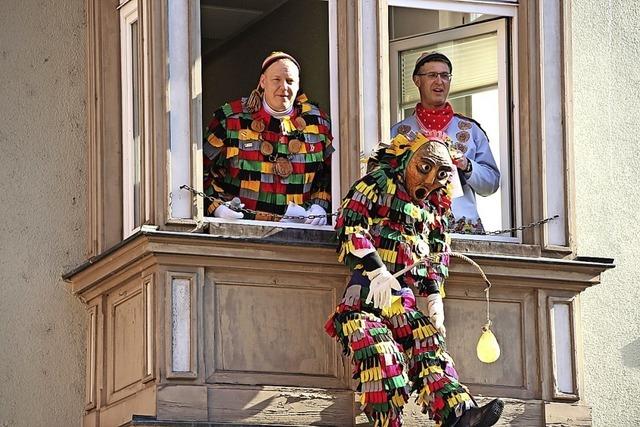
top-left (476, 328), bottom-right (501, 363)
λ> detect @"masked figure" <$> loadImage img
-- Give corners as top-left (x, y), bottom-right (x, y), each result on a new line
top-left (326, 131), bottom-right (503, 427)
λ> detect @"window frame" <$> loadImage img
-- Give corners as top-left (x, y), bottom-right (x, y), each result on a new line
top-left (389, 17), bottom-right (518, 242)
top-left (86, 0), bottom-right (574, 258)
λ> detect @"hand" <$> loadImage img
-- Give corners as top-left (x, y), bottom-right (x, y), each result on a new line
top-left (305, 204), bottom-right (327, 226)
top-left (426, 293), bottom-right (446, 337)
top-left (213, 204), bottom-right (244, 219)
top-left (280, 202), bottom-right (307, 223)
top-left (364, 267), bottom-right (401, 309)
top-left (453, 154), bottom-right (470, 173)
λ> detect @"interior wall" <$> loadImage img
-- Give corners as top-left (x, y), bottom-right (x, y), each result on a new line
top-left (572, 1), bottom-right (640, 425)
top-left (201, 0), bottom-right (330, 126)
top-left (0, 0), bottom-right (86, 425)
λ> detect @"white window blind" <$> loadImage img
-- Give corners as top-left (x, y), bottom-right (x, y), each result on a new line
top-left (400, 31), bottom-right (498, 105)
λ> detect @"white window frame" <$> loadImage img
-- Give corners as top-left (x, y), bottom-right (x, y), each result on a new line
top-left (389, 16), bottom-right (522, 243)
top-left (385, 0), bottom-right (521, 243)
top-left (120, 0), bottom-right (143, 238)
top-left (166, 0), bottom-right (341, 231)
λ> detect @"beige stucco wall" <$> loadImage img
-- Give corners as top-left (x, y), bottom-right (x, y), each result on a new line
top-left (0, 1), bottom-right (87, 426)
top-left (572, 1), bottom-right (640, 425)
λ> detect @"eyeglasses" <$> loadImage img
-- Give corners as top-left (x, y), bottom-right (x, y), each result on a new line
top-left (415, 72), bottom-right (452, 82)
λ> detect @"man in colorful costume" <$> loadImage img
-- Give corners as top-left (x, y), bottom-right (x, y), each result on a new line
top-left (391, 52), bottom-right (500, 233)
top-left (325, 130), bottom-right (503, 426)
top-left (203, 51), bottom-right (333, 224)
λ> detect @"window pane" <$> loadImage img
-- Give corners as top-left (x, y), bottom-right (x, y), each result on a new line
top-left (390, 8), bottom-right (514, 237)
top-left (131, 20), bottom-right (141, 228)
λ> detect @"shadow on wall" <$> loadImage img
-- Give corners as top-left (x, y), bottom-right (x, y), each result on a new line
top-left (621, 337), bottom-right (640, 369)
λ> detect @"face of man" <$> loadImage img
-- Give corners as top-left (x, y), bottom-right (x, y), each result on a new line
top-left (413, 60), bottom-right (451, 109)
top-left (260, 59), bottom-right (300, 112)
top-left (404, 140), bottom-right (453, 202)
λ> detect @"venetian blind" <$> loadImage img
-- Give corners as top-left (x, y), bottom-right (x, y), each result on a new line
top-left (400, 31), bottom-right (498, 105)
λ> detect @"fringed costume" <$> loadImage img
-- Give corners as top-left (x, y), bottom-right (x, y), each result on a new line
top-left (325, 132), bottom-right (475, 427)
top-left (203, 93), bottom-right (333, 220)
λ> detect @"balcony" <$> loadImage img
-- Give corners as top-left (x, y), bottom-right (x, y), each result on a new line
top-left (64, 229), bottom-right (612, 426)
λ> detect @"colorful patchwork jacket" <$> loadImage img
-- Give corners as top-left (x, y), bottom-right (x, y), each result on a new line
top-left (335, 134), bottom-right (452, 296)
top-left (203, 94), bottom-right (333, 219)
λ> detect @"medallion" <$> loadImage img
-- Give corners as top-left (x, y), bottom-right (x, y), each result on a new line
top-left (294, 116), bottom-right (307, 131)
top-left (259, 141), bottom-right (274, 156)
top-left (288, 139), bottom-right (303, 154)
top-left (251, 119), bottom-right (266, 133)
top-left (397, 124), bottom-right (411, 135)
top-left (458, 120), bottom-right (472, 130)
top-left (456, 130), bottom-right (470, 143)
top-left (274, 157), bottom-right (293, 178)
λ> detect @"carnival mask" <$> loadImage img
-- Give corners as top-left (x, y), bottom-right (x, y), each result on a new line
top-left (404, 139), bottom-right (454, 202)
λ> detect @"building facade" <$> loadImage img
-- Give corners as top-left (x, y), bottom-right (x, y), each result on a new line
top-left (0, 0), bottom-right (638, 426)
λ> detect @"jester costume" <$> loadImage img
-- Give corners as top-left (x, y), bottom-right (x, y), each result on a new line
top-left (326, 131), bottom-right (499, 426)
top-left (391, 110), bottom-right (499, 233)
top-left (203, 93), bottom-right (333, 220)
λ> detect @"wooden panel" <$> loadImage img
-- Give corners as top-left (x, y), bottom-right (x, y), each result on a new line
top-left (208, 385), bottom-right (354, 426)
top-left (423, 282), bottom-right (538, 399)
top-left (216, 284), bottom-right (335, 375)
top-left (85, 305), bottom-right (98, 410)
top-left (444, 298), bottom-right (524, 387)
top-left (106, 278), bottom-right (145, 404)
top-left (206, 267), bottom-right (349, 389)
top-left (157, 385), bottom-right (207, 421)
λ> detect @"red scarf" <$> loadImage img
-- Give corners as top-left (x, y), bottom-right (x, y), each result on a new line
top-left (415, 102), bottom-right (453, 131)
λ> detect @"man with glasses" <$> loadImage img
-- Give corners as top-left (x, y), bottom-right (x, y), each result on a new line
top-left (391, 52), bottom-right (500, 233)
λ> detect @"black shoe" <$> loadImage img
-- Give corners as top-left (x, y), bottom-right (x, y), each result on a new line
top-left (455, 399), bottom-right (504, 427)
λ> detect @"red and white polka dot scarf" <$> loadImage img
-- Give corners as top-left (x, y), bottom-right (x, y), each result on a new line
top-left (415, 102), bottom-right (453, 132)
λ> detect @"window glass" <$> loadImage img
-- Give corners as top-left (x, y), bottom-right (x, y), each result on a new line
top-left (389, 7), bottom-right (514, 238)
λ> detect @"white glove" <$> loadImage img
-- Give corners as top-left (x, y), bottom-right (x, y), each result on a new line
top-left (280, 202), bottom-right (307, 223)
top-left (305, 204), bottom-right (327, 226)
top-left (364, 267), bottom-right (401, 309)
top-left (213, 204), bottom-right (244, 219)
top-left (426, 293), bottom-right (446, 337)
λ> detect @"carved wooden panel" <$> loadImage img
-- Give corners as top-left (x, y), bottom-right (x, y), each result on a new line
top-left (106, 277), bottom-right (145, 404)
top-left (421, 282), bottom-right (538, 399)
top-left (205, 268), bottom-right (348, 389)
top-left (85, 304), bottom-right (98, 410)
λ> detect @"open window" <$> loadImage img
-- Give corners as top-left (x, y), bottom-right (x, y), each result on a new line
top-left (388, 2), bottom-right (518, 241)
top-left (189, 0), bottom-right (341, 230)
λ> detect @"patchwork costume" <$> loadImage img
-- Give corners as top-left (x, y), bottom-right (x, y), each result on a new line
top-left (325, 132), bottom-right (476, 427)
top-left (391, 105), bottom-right (500, 233)
top-left (203, 93), bottom-right (333, 220)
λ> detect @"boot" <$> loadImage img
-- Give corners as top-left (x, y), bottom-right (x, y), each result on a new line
top-left (455, 398), bottom-right (504, 427)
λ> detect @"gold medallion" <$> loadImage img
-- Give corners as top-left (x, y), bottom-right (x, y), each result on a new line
top-left (274, 157), bottom-right (293, 178)
top-left (397, 124), bottom-right (411, 135)
top-left (456, 130), bottom-right (470, 143)
top-left (294, 117), bottom-right (306, 131)
top-left (259, 141), bottom-right (274, 156)
top-left (458, 121), bottom-right (472, 130)
top-left (288, 139), bottom-right (303, 154)
top-left (251, 119), bottom-right (266, 133)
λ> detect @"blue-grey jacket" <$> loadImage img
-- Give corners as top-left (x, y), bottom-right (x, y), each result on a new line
top-left (391, 114), bottom-right (500, 223)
